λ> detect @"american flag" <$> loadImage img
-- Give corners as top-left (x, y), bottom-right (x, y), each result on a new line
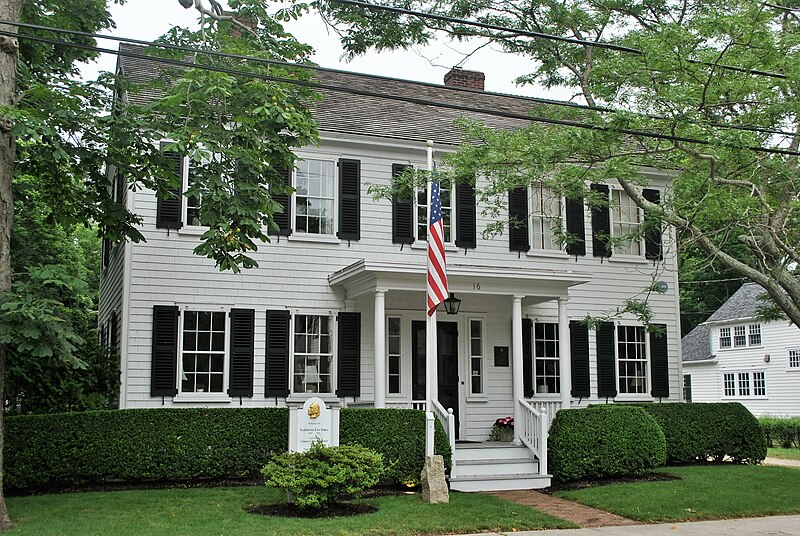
top-left (427, 178), bottom-right (448, 316)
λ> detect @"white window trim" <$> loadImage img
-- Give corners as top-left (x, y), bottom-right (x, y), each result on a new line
top-left (386, 315), bottom-right (404, 398)
top-left (466, 315), bottom-right (488, 401)
top-left (527, 186), bottom-right (567, 256)
top-left (609, 186), bottom-right (645, 259)
top-left (614, 323), bottom-right (653, 402)
top-left (787, 347), bottom-right (800, 371)
top-left (717, 322), bottom-right (763, 351)
top-left (412, 166), bottom-right (457, 250)
top-left (721, 369), bottom-right (768, 399)
top-left (532, 318), bottom-right (561, 399)
top-left (174, 305), bottom-right (232, 403)
top-left (290, 154), bottom-right (339, 242)
top-left (288, 311), bottom-right (338, 399)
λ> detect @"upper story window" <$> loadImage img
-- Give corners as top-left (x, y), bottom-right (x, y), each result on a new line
top-left (612, 189), bottom-right (643, 256)
top-left (733, 325), bottom-right (747, 347)
top-left (295, 159), bottom-right (336, 236)
top-left (617, 325), bottom-right (647, 394)
top-left (530, 186), bottom-right (562, 251)
top-left (416, 183), bottom-right (453, 243)
top-left (185, 165), bottom-right (202, 227)
top-left (292, 314), bottom-right (333, 394)
top-left (180, 310), bottom-right (228, 395)
top-left (719, 327), bottom-right (731, 348)
top-left (719, 323), bottom-right (762, 350)
top-left (748, 324), bottom-right (762, 346)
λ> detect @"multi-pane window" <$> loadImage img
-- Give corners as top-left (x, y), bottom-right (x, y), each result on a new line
top-left (530, 186), bottom-right (561, 251)
top-left (469, 320), bottom-right (484, 395)
top-left (748, 324), bottom-right (762, 346)
top-left (612, 189), bottom-right (642, 255)
top-left (295, 159), bottom-right (336, 235)
top-left (733, 325), bottom-right (747, 347)
top-left (789, 348), bottom-right (800, 369)
top-left (738, 372), bottom-right (750, 396)
top-left (180, 311), bottom-right (226, 394)
top-left (617, 325), bottom-right (647, 394)
top-left (683, 374), bottom-right (692, 402)
top-left (753, 372), bottom-right (766, 396)
top-left (185, 166), bottom-right (202, 227)
top-left (719, 327), bottom-right (732, 349)
top-left (293, 315), bottom-right (333, 394)
top-left (387, 317), bottom-right (402, 395)
top-left (534, 323), bottom-right (560, 394)
top-left (416, 184), bottom-right (453, 243)
top-left (723, 373), bottom-right (736, 396)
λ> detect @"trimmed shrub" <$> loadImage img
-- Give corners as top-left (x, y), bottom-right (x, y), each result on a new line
top-left (548, 405), bottom-right (666, 482)
top-left (639, 403), bottom-right (766, 464)
top-left (5, 407), bottom-right (451, 492)
top-left (759, 416), bottom-right (800, 448)
top-left (339, 408), bottom-right (452, 484)
top-left (262, 442), bottom-right (383, 509)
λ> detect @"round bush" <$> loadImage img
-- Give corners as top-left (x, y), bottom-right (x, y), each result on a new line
top-left (548, 405), bottom-right (666, 482)
top-left (261, 442), bottom-right (384, 509)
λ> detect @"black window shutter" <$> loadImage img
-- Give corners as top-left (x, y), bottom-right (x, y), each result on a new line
top-left (115, 171), bottom-right (125, 204)
top-left (102, 237), bottom-right (111, 268)
top-left (650, 324), bottom-right (669, 398)
top-left (455, 183), bottom-right (477, 249)
top-left (151, 305), bottom-right (178, 397)
top-left (570, 321), bottom-right (590, 398)
top-left (590, 184), bottom-right (611, 258)
top-left (110, 311), bottom-right (119, 354)
top-left (522, 318), bottom-right (533, 398)
top-left (565, 197), bottom-right (586, 256)
top-left (508, 187), bottom-right (530, 252)
top-left (336, 312), bottom-right (361, 397)
top-left (156, 144), bottom-right (183, 229)
top-left (642, 188), bottom-right (663, 261)
top-left (596, 322), bottom-right (617, 398)
top-left (229, 309), bottom-right (255, 397)
top-left (338, 159), bottom-right (361, 241)
top-left (265, 310), bottom-right (290, 397)
top-left (391, 164), bottom-right (414, 244)
top-left (269, 167), bottom-right (292, 236)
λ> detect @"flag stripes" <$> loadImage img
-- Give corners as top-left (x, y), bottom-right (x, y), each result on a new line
top-left (427, 179), bottom-right (448, 316)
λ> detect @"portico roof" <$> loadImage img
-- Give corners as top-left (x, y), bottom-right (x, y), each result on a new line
top-left (328, 259), bottom-right (592, 301)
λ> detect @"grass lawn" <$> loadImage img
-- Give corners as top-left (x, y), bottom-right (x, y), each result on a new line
top-left (556, 465), bottom-right (800, 523)
top-left (6, 486), bottom-right (574, 536)
top-left (768, 447), bottom-right (800, 460)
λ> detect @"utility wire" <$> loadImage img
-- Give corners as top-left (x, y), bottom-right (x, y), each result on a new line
top-left (0, 19), bottom-right (794, 138)
top-left (5, 29), bottom-right (800, 157)
top-left (326, 0), bottom-right (789, 80)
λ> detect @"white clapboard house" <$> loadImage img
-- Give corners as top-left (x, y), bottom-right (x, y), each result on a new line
top-left (682, 283), bottom-right (800, 417)
top-left (99, 45), bottom-right (682, 490)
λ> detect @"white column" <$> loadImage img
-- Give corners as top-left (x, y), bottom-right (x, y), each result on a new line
top-left (558, 297), bottom-right (571, 411)
top-left (511, 295), bottom-right (524, 443)
top-left (374, 290), bottom-right (386, 408)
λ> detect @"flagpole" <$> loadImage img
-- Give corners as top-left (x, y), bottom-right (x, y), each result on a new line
top-left (425, 140), bottom-right (435, 416)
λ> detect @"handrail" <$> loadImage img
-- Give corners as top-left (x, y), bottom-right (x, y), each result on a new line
top-left (432, 400), bottom-right (456, 472)
top-left (518, 399), bottom-right (549, 476)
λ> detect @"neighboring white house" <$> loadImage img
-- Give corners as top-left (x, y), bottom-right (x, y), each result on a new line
top-left (682, 283), bottom-right (800, 417)
top-left (99, 44), bottom-right (683, 490)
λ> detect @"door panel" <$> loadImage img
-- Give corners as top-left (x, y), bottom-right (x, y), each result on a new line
top-left (410, 320), bottom-right (460, 437)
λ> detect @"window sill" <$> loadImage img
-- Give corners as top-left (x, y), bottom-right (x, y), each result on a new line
top-left (178, 226), bottom-right (207, 237)
top-left (411, 241), bottom-right (458, 252)
top-left (787, 368), bottom-right (800, 372)
top-left (286, 394), bottom-right (340, 405)
top-left (288, 233), bottom-right (341, 244)
top-left (614, 394), bottom-right (653, 403)
top-left (466, 394), bottom-right (489, 402)
top-left (527, 249), bottom-right (568, 259)
top-left (531, 394), bottom-right (562, 400)
top-left (173, 394), bottom-right (232, 403)
top-left (607, 255), bottom-right (650, 265)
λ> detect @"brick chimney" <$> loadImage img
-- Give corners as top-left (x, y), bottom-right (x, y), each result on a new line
top-left (443, 67), bottom-right (485, 91)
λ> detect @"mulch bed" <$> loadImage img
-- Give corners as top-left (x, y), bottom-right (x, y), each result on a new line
top-left (542, 471), bottom-right (681, 493)
top-left (246, 502), bottom-right (378, 518)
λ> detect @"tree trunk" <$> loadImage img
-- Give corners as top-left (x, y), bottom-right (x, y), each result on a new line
top-left (0, 0), bottom-right (21, 531)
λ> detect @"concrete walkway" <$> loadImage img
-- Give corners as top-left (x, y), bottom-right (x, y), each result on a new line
top-left (457, 514), bottom-right (800, 535)
top-left (764, 456), bottom-right (800, 468)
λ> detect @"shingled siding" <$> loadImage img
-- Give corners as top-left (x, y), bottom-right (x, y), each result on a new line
top-left (119, 136), bottom-right (682, 436)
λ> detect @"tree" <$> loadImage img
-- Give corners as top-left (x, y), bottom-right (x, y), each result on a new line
top-left (0, 0), bottom-right (319, 528)
top-left (317, 0), bottom-right (800, 328)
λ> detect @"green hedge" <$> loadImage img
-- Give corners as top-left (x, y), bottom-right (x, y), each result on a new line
top-left (340, 408), bottom-right (451, 484)
top-left (548, 405), bottom-right (666, 482)
top-left (5, 407), bottom-right (450, 492)
top-left (638, 403), bottom-right (766, 464)
top-left (759, 416), bottom-right (800, 448)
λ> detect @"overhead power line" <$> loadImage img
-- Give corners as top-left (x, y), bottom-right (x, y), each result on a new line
top-left (326, 0), bottom-right (789, 80)
top-left (3, 29), bottom-right (800, 157)
top-left (0, 19), bottom-right (794, 138)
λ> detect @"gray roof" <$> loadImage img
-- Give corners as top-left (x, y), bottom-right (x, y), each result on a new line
top-left (704, 282), bottom-right (766, 323)
top-left (116, 44), bottom-right (562, 146)
top-left (681, 323), bottom-right (713, 362)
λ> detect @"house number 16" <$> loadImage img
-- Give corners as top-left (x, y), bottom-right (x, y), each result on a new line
top-left (472, 283), bottom-right (481, 290)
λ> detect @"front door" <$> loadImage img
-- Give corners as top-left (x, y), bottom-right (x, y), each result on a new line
top-left (411, 320), bottom-right (460, 436)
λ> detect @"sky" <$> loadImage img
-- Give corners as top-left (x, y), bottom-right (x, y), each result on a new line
top-left (80, 0), bottom-right (571, 100)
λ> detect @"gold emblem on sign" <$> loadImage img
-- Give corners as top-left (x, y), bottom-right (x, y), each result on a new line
top-left (308, 402), bottom-right (321, 419)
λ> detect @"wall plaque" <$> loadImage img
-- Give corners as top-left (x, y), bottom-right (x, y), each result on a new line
top-left (494, 346), bottom-right (510, 367)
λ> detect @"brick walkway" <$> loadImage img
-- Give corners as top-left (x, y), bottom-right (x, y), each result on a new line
top-left (488, 490), bottom-right (639, 528)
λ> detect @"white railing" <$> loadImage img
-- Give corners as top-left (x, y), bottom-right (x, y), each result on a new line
top-left (343, 400), bottom-right (427, 410)
top-left (528, 400), bottom-right (562, 427)
top-left (432, 400), bottom-right (457, 471)
top-left (518, 399), bottom-right (549, 476)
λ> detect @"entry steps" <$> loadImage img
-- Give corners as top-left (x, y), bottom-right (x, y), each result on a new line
top-left (449, 442), bottom-right (551, 492)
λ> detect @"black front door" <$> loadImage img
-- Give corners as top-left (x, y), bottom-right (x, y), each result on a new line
top-left (411, 320), bottom-right (460, 436)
